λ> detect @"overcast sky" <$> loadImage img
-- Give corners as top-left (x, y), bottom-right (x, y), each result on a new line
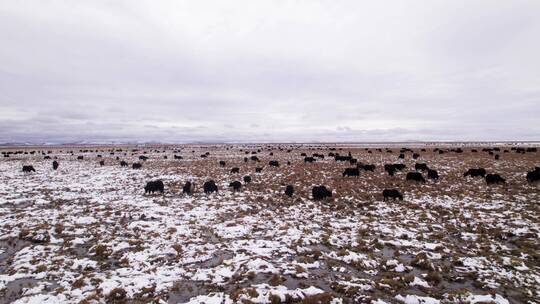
top-left (1, 1), bottom-right (539, 143)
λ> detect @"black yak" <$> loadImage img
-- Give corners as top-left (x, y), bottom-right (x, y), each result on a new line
top-left (269, 160), bottom-right (279, 167)
top-left (526, 168), bottom-right (540, 183)
top-left (203, 180), bottom-right (218, 194)
top-left (139, 156), bottom-right (148, 161)
top-left (174, 155), bottom-right (183, 160)
top-left (362, 164), bottom-right (376, 172)
top-left (99, 160), bottom-right (105, 166)
top-left (343, 168), bottom-right (360, 177)
top-left (406, 172), bottom-right (425, 183)
top-left (77, 156), bottom-right (83, 160)
top-left (229, 181), bottom-right (242, 191)
top-left (132, 163), bottom-right (142, 169)
top-left (383, 189), bottom-right (403, 201)
top-left (243, 175), bottom-right (252, 183)
top-left (22, 165), bottom-right (35, 173)
top-left (219, 160), bottom-right (226, 167)
top-left (312, 186), bottom-right (332, 200)
top-left (250, 156), bottom-right (260, 162)
top-left (285, 185), bottom-right (294, 197)
top-left (183, 181), bottom-right (194, 194)
top-left (120, 161), bottom-right (128, 167)
top-left (144, 180), bottom-right (164, 194)
top-left (464, 168), bottom-right (486, 178)
top-left (52, 161), bottom-right (59, 170)
top-left (231, 167), bottom-right (240, 173)
top-left (255, 167), bottom-right (263, 173)
top-left (486, 174), bottom-right (505, 185)
top-left (304, 157), bottom-right (316, 163)
top-left (427, 169), bottom-right (439, 180)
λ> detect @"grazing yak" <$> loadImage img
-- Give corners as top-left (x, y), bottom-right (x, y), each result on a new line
top-left (219, 160), bottom-right (226, 167)
top-left (99, 160), bottom-right (105, 166)
top-left (203, 180), bottom-right (218, 194)
top-left (362, 164), bottom-right (376, 172)
top-left (494, 154), bottom-right (500, 160)
top-left (304, 157), bottom-right (316, 163)
top-left (255, 167), bottom-right (263, 173)
top-left (285, 185), bottom-right (294, 197)
top-left (243, 175), bottom-right (252, 183)
top-left (144, 180), bottom-right (164, 194)
top-left (312, 186), bottom-right (332, 200)
top-left (182, 181), bottom-right (194, 194)
top-left (44, 156), bottom-right (51, 159)
top-left (464, 168), bottom-right (486, 178)
top-left (132, 163), bottom-right (142, 169)
top-left (229, 181), bottom-right (242, 191)
top-left (120, 161), bottom-right (128, 167)
top-left (335, 155), bottom-right (352, 162)
top-left (406, 172), bottom-right (426, 183)
top-left (22, 165), bottom-right (36, 173)
top-left (383, 189), bottom-right (403, 201)
top-left (52, 161), bottom-right (59, 170)
top-left (77, 156), bottom-right (84, 160)
top-left (269, 160), bottom-right (280, 167)
top-left (486, 174), bottom-right (505, 185)
top-left (343, 168), bottom-right (360, 177)
top-left (427, 169), bottom-right (439, 180)
top-left (526, 167), bottom-right (540, 183)
top-left (139, 156), bottom-right (149, 161)
top-left (398, 153), bottom-right (405, 159)
top-left (384, 163), bottom-right (406, 176)
top-left (174, 155), bottom-right (183, 160)
top-left (250, 156), bottom-right (260, 162)
top-left (412, 153), bottom-right (420, 159)
top-left (415, 163), bottom-right (429, 171)
top-left (231, 167), bottom-right (240, 173)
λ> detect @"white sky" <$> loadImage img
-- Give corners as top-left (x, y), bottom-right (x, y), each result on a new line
top-left (1, 0), bottom-right (539, 143)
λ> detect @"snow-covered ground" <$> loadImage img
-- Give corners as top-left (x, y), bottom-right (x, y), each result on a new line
top-left (0, 144), bottom-right (538, 303)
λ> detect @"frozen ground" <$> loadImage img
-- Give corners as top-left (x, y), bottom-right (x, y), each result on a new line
top-left (0, 144), bottom-right (539, 303)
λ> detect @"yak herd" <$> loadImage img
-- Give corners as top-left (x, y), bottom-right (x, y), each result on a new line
top-left (7, 145), bottom-right (540, 202)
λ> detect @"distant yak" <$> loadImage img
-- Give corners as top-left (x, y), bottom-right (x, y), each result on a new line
top-left (383, 189), bottom-right (403, 201)
top-left (312, 185), bottom-right (332, 200)
top-left (22, 165), bottom-right (35, 173)
top-left (406, 172), bottom-right (425, 183)
top-left (144, 180), bottom-right (164, 194)
top-left (203, 180), bottom-right (218, 194)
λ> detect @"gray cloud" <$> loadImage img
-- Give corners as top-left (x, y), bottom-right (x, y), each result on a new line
top-left (1, 0), bottom-right (539, 144)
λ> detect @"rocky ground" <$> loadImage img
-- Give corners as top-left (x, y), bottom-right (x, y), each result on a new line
top-left (0, 143), bottom-right (539, 304)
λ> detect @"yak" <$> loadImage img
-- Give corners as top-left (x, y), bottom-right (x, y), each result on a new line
top-left (132, 163), bottom-right (142, 169)
top-left (52, 161), bottom-right (59, 170)
top-left (22, 165), bottom-right (35, 173)
top-left (285, 185), bottom-right (294, 197)
top-left (229, 181), bottom-right (242, 191)
top-left (427, 169), bottom-right (439, 180)
top-left (362, 164), bottom-right (376, 172)
top-left (231, 167), bottom-right (240, 173)
top-left (219, 160), bottom-right (226, 167)
top-left (243, 175), bottom-right (252, 183)
top-left (203, 180), bottom-right (218, 194)
top-left (174, 155), bottom-right (183, 160)
top-left (406, 172), bottom-right (425, 183)
top-left (139, 156), bottom-right (148, 161)
top-left (77, 156), bottom-right (84, 160)
top-left (526, 167), bottom-right (540, 183)
top-left (269, 160), bottom-right (279, 167)
top-left (312, 186), bottom-right (332, 200)
top-left (144, 180), bottom-right (164, 194)
top-left (304, 157), bottom-right (316, 163)
top-left (183, 181), bottom-right (194, 194)
top-left (486, 174), bottom-right (505, 185)
top-left (99, 160), bottom-right (105, 166)
top-left (343, 168), bottom-right (360, 177)
top-left (120, 161), bottom-right (128, 167)
top-left (255, 167), bottom-right (263, 173)
top-left (464, 168), bottom-right (486, 178)
top-left (250, 156), bottom-right (260, 162)
top-left (383, 189), bottom-right (403, 201)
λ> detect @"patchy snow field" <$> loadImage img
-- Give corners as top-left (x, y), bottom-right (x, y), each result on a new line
top-left (0, 144), bottom-right (539, 303)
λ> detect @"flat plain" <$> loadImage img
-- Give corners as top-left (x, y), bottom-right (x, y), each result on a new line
top-left (0, 143), bottom-right (538, 304)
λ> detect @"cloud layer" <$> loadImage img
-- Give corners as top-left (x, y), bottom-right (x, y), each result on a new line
top-left (1, 1), bottom-right (539, 143)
